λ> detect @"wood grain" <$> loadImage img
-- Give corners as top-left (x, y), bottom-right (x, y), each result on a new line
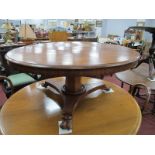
top-left (0, 77), bottom-right (142, 135)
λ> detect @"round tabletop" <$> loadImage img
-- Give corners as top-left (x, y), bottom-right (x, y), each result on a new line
top-left (0, 77), bottom-right (142, 135)
top-left (116, 63), bottom-right (155, 90)
top-left (5, 42), bottom-right (139, 77)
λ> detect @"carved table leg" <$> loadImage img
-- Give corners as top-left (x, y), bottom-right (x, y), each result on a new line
top-left (60, 93), bottom-right (85, 129)
top-left (60, 76), bottom-right (85, 129)
top-left (130, 83), bottom-right (151, 114)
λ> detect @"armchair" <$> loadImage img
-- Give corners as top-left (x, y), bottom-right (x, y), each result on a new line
top-left (0, 73), bottom-right (36, 98)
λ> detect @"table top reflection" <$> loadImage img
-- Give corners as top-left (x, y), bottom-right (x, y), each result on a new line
top-left (6, 42), bottom-right (139, 70)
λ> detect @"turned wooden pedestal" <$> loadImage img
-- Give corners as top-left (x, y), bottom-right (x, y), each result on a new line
top-left (41, 76), bottom-right (110, 129)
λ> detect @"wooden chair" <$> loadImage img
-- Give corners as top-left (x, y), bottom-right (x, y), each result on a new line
top-left (129, 83), bottom-right (151, 114)
top-left (0, 73), bottom-right (36, 98)
top-left (116, 63), bottom-right (155, 114)
top-left (48, 31), bottom-right (68, 42)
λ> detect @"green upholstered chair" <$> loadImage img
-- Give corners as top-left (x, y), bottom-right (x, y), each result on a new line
top-left (7, 73), bottom-right (35, 87)
top-left (0, 73), bottom-right (36, 98)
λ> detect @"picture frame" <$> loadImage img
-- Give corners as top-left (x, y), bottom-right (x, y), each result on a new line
top-left (136, 21), bottom-right (145, 26)
top-left (96, 20), bottom-right (102, 27)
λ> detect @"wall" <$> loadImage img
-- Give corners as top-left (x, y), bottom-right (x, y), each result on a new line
top-left (143, 19), bottom-right (155, 42)
top-left (0, 19), bottom-right (21, 27)
top-left (101, 19), bottom-right (137, 37)
top-left (1, 19), bottom-right (155, 41)
top-left (21, 19), bottom-right (45, 27)
top-left (101, 19), bottom-right (155, 42)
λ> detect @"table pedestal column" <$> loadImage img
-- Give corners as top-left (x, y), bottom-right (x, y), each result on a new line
top-left (42, 76), bottom-right (110, 130)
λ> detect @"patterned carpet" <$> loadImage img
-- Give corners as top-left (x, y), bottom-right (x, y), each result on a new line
top-left (0, 75), bottom-right (155, 135)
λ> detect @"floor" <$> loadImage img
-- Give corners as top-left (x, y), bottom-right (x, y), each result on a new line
top-left (0, 75), bottom-right (155, 135)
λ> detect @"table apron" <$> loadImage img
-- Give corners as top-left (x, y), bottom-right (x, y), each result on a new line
top-left (7, 61), bottom-right (138, 77)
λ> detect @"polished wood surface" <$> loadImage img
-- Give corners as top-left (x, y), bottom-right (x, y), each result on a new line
top-left (116, 63), bottom-right (155, 90)
top-left (4, 42), bottom-right (140, 130)
top-left (6, 42), bottom-right (139, 69)
top-left (0, 77), bottom-right (142, 135)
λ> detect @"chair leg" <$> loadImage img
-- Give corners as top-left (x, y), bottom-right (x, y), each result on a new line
top-left (130, 83), bottom-right (151, 114)
top-left (121, 82), bottom-right (124, 88)
top-left (152, 93), bottom-right (155, 114)
top-left (129, 85), bottom-right (132, 92)
top-left (152, 103), bottom-right (155, 114)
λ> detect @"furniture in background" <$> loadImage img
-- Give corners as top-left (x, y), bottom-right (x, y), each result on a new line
top-left (67, 36), bottom-right (97, 42)
top-left (98, 36), bottom-right (120, 45)
top-left (116, 63), bottom-right (155, 113)
top-left (107, 34), bottom-right (120, 40)
top-left (116, 27), bottom-right (155, 113)
top-left (0, 73), bottom-right (36, 99)
top-left (48, 31), bottom-right (68, 42)
top-left (97, 37), bottom-right (109, 43)
top-left (35, 29), bottom-right (48, 40)
top-left (0, 43), bottom-right (38, 100)
top-left (126, 40), bottom-right (145, 56)
top-left (0, 77), bottom-right (142, 135)
top-left (124, 27), bottom-right (144, 41)
top-left (123, 26), bottom-right (147, 56)
top-left (5, 42), bottom-right (139, 130)
top-left (130, 83), bottom-right (151, 114)
top-left (126, 27), bottom-right (155, 79)
top-left (0, 43), bottom-right (25, 75)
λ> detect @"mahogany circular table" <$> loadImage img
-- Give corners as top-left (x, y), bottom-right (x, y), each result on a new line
top-left (5, 42), bottom-right (140, 129)
top-left (0, 77), bottom-right (142, 135)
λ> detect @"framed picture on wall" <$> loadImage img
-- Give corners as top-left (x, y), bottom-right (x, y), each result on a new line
top-left (96, 20), bottom-right (102, 27)
top-left (136, 22), bottom-right (145, 26)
